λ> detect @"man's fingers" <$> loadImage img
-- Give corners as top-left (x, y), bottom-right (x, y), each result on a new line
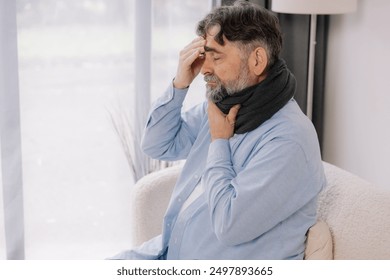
top-left (227, 104), bottom-right (241, 122)
top-left (174, 37), bottom-right (206, 89)
top-left (179, 37), bottom-right (206, 69)
top-left (182, 37), bottom-right (205, 53)
top-left (226, 104), bottom-right (240, 126)
top-left (208, 101), bottom-right (239, 141)
top-left (182, 47), bottom-right (205, 63)
top-left (207, 100), bottom-right (223, 115)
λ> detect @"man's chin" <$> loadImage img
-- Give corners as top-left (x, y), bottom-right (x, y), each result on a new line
top-left (206, 90), bottom-right (225, 103)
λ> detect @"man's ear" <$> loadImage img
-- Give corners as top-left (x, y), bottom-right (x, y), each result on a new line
top-left (250, 47), bottom-right (268, 76)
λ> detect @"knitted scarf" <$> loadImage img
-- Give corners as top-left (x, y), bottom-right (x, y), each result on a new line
top-left (215, 59), bottom-right (296, 134)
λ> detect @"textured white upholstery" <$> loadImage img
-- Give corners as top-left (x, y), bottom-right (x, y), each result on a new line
top-left (130, 162), bottom-right (390, 259)
top-left (318, 162), bottom-right (390, 259)
top-left (131, 164), bottom-right (181, 247)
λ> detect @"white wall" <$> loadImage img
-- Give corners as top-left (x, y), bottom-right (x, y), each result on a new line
top-left (323, 0), bottom-right (390, 189)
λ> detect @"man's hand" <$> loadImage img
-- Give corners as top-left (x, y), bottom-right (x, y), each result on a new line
top-left (173, 37), bottom-right (206, 89)
top-left (208, 101), bottom-right (241, 142)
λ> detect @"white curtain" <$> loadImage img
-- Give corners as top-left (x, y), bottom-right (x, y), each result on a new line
top-left (1, 0), bottom-right (209, 260)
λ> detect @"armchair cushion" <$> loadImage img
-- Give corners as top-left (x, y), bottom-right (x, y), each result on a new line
top-left (304, 220), bottom-right (333, 260)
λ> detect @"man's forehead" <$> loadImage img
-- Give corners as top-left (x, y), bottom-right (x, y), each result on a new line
top-left (204, 25), bottom-right (225, 51)
top-left (205, 25), bottom-right (221, 38)
top-left (204, 26), bottom-right (238, 55)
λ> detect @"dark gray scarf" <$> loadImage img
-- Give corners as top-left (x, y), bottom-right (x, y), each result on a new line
top-left (215, 59), bottom-right (296, 134)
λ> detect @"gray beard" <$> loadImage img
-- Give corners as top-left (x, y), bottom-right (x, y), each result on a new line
top-left (205, 64), bottom-right (252, 103)
top-left (206, 83), bottom-right (226, 103)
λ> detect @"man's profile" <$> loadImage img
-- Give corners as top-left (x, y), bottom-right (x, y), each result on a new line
top-left (111, 1), bottom-right (326, 260)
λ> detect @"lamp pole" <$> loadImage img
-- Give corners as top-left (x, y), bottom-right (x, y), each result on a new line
top-left (306, 14), bottom-right (317, 120)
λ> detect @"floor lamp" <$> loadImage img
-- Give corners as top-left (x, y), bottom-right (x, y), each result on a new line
top-left (271, 0), bottom-right (357, 120)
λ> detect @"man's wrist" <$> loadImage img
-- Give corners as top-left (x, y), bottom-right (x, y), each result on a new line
top-left (173, 78), bottom-right (189, 89)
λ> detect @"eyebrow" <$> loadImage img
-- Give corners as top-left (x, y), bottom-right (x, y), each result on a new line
top-left (204, 45), bottom-right (223, 54)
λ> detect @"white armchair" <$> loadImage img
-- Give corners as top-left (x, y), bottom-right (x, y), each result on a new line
top-left (130, 162), bottom-right (390, 259)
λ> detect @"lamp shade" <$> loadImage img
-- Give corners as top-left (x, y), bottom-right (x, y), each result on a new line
top-left (271, 0), bottom-right (357, 15)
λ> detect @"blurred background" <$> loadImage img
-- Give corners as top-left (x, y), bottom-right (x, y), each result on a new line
top-left (1, 0), bottom-right (208, 259)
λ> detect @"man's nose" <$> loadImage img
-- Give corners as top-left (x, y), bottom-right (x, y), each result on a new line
top-left (200, 55), bottom-right (213, 76)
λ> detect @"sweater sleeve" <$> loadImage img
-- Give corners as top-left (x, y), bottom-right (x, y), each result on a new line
top-left (203, 138), bottom-right (320, 246)
top-left (141, 82), bottom-right (206, 161)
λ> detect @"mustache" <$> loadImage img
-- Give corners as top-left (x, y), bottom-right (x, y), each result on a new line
top-left (204, 75), bottom-right (219, 83)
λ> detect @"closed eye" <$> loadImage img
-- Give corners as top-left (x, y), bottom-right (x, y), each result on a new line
top-left (204, 46), bottom-right (224, 62)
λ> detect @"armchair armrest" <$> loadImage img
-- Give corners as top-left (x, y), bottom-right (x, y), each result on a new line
top-left (131, 165), bottom-right (181, 246)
